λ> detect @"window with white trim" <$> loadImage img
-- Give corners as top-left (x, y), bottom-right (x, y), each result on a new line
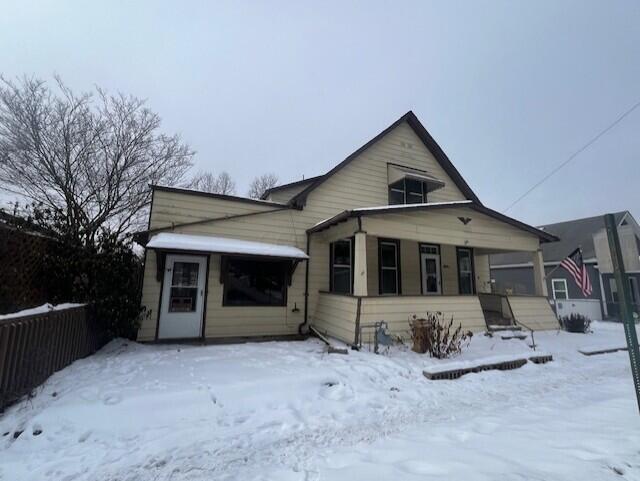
top-left (551, 278), bottom-right (568, 300)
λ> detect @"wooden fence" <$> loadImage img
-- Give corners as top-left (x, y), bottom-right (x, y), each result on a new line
top-left (0, 304), bottom-right (107, 411)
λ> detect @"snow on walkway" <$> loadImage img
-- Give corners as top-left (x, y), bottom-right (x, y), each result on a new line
top-left (1, 322), bottom-right (639, 480)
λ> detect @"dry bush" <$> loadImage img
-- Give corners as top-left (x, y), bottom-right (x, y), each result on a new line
top-left (409, 312), bottom-right (473, 358)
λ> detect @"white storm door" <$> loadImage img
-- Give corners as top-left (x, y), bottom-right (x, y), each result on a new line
top-left (421, 252), bottom-right (441, 295)
top-left (158, 254), bottom-right (206, 339)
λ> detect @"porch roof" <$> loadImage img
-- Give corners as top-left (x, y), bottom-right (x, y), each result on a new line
top-left (307, 201), bottom-right (559, 243)
top-left (146, 232), bottom-right (309, 259)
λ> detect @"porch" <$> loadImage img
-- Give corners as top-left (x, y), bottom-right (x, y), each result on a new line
top-left (307, 202), bottom-right (560, 345)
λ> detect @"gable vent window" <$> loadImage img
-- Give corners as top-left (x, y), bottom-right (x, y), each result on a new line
top-left (388, 178), bottom-right (427, 205)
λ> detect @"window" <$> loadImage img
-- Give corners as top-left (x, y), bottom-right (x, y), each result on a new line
top-left (609, 277), bottom-right (619, 303)
top-left (330, 239), bottom-right (352, 294)
top-left (169, 262), bottom-right (200, 312)
top-left (223, 257), bottom-right (288, 306)
top-left (379, 239), bottom-right (401, 294)
top-left (456, 247), bottom-right (475, 295)
top-left (388, 178), bottom-right (427, 205)
top-left (551, 279), bottom-right (568, 300)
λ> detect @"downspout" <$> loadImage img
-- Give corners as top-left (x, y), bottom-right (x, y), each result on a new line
top-left (298, 232), bottom-right (311, 335)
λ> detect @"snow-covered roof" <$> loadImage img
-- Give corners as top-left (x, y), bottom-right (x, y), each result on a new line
top-left (352, 200), bottom-right (473, 212)
top-left (147, 233), bottom-right (308, 259)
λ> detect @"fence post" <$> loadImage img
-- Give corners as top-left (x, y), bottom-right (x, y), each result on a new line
top-left (604, 213), bottom-right (640, 413)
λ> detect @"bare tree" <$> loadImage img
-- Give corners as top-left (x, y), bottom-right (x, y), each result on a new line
top-left (0, 75), bottom-right (194, 243)
top-left (247, 173), bottom-right (279, 199)
top-left (189, 170), bottom-right (236, 195)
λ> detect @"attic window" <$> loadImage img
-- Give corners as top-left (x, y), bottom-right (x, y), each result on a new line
top-left (389, 178), bottom-right (427, 205)
top-left (387, 164), bottom-right (445, 205)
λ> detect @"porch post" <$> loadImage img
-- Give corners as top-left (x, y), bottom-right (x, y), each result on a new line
top-left (353, 232), bottom-right (368, 296)
top-left (532, 249), bottom-right (548, 297)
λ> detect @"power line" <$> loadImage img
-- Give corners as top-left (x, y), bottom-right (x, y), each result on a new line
top-left (504, 99), bottom-right (640, 213)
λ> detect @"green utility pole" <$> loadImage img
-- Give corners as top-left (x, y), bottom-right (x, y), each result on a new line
top-left (604, 213), bottom-right (640, 413)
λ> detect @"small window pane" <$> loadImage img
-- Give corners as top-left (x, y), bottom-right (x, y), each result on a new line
top-left (405, 178), bottom-right (422, 194)
top-left (169, 287), bottom-right (197, 312)
top-left (333, 267), bottom-right (351, 294)
top-left (380, 243), bottom-right (397, 268)
top-left (406, 192), bottom-right (423, 204)
top-left (552, 279), bottom-right (568, 300)
top-left (333, 240), bottom-right (351, 266)
top-left (389, 189), bottom-right (404, 205)
top-left (420, 244), bottom-right (438, 255)
top-left (381, 269), bottom-right (398, 294)
top-left (172, 262), bottom-right (199, 287)
top-left (389, 179), bottom-right (405, 190)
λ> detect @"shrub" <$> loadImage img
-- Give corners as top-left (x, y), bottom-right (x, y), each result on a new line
top-left (6, 204), bottom-right (144, 339)
top-left (560, 313), bottom-right (591, 333)
top-left (409, 312), bottom-right (473, 358)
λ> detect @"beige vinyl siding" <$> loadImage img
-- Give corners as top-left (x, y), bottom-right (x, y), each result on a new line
top-left (359, 295), bottom-right (487, 339)
top-left (140, 190), bottom-right (308, 341)
top-left (400, 240), bottom-right (421, 295)
top-left (593, 225), bottom-right (640, 273)
top-left (440, 245), bottom-right (458, 295)
top-left (203, 255), bottom-right (304, 338)
top-left (139, 249), bottom-right (161, 341)
top-left (312, 293), bottom-right (359, 343)
top-left (267, 182), bottom-right (312, 204)
top-left (474, 253), bottom-right (491, 293)
top-left (361, 208), bottom-right (539, 252)
top-left (507, 296), bottom-right (559, 330)
top-left (139, 120), bottom-right (545, 341)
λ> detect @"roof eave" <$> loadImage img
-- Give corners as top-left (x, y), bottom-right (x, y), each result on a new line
top-left (289, 111), bottom-right (482, 208)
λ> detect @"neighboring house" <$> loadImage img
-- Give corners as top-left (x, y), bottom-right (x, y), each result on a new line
top-left (490, 212), bottom-right (640, 320)
top-left (136, 111), bottom-right (559, 346)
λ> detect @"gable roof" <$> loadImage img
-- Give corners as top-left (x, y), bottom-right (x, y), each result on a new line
top-left (287, 111), bottom-right (481, 208)
top-left (307, 200), bottom-right (558, 243)
top-left (260, 175), bottom-right (323, 200)
top-left (490, 211), bottom-right (631, 266)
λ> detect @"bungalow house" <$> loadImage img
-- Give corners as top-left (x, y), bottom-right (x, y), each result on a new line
top-left (136, 111), bottom-right (560, 346)
top-left (490, 211), bottom-right (640, 320)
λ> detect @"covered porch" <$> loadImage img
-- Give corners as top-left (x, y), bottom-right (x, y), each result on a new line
top-left (308, 202), bottom-right (559, 345)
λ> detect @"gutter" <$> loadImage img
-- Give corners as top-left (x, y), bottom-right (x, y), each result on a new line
top-left (299, 232), bottom-right (311, 335)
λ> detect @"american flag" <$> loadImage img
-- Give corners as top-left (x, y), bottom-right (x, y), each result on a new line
top-left (560, 248), bottom-right (592, 297)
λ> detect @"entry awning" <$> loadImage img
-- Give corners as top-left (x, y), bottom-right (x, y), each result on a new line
top-left (387, 164), bottom-right (445, 191)
top-left (146, 232), bottom-right (308, 259)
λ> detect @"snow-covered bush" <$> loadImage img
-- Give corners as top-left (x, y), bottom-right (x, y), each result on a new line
top-left (560, 313), bottom-right (591, 333)
top-left (409, 312), bottom-right (473, 358)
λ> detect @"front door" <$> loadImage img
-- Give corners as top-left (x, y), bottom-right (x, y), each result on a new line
top-left (420, 245), bottom-right (441, 295)
top-left (158, 254), bottom-right (206, 339)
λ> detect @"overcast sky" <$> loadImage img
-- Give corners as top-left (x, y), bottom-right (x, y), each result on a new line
top-left (1, 0), bottom-right (638, 226)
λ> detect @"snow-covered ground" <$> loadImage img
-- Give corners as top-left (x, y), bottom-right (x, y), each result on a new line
top-left (1, 322), bottom-right (639, 480)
